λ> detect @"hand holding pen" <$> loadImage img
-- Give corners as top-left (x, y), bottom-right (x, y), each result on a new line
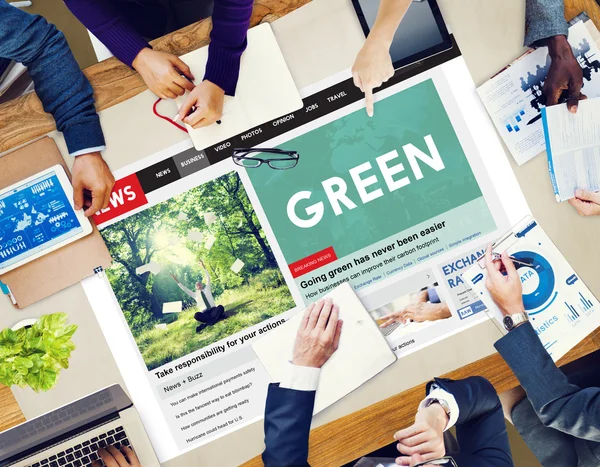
top-left (174, 80), bottom-right (225, 129)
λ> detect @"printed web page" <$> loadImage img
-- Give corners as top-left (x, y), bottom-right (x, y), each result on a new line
top-left (82, 47), bottom-right (530, 461)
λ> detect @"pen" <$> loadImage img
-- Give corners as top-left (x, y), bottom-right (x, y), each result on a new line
top-left (492, 252), bottom-right (533, 267)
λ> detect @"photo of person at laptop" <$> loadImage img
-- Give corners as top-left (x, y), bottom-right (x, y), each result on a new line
top-left (64, 0), bottom-right (253, 129)
top-left (377, 285), bottom-right (451, 330)
top-left (170, 259), bottom-right (225, 333)
top-left (0, 1), bottom-right (114, 217)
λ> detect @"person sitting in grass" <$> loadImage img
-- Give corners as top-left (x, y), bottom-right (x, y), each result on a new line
top-left (170, 259), bottom-right (225, 333)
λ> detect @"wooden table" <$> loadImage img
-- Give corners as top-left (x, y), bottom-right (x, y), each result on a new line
top-left (2, 0), bottom-right (600, 465)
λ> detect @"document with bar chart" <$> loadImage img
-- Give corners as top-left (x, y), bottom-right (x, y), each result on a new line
top-left (463, 216), bottom-right (600, 361)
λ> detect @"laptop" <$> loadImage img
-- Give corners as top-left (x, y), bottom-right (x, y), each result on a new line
top-left (0, 385), bottom-right (159, 467)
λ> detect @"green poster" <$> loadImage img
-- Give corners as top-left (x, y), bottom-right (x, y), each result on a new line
top-left (246, 79), bottom-right (493, 265)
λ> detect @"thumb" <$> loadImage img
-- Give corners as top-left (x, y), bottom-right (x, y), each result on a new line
top-left (575, 188), bottom-right (600, 203)
top-left (72, 177), bottom-right (84, 211)
top-left (410, 453), bottom-right (425, 467)
top-left (172, 56), bottom-right (195, 81)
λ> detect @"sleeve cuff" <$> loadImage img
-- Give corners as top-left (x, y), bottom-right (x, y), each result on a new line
top-left (419, 388), bottom-right (460, 431)
top-left (279, 362), bottom-right (320, 391)
top-left (62, 120), bottom-right (106, 155)
top-left (70, 146), bottom-right (106, 157)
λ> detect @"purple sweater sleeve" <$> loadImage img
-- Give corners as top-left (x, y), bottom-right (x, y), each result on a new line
top-left (63, 0), bottom-right (149, 67)
top-left (64, 0), bottom-right (253, 95)
top-left (204, 0), bottom-right (253, 95)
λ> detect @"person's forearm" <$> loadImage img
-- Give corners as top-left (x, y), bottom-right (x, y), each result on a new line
top-left (367, 0), bottom-right (412, 47)
top-left (524, 0), bottom-right (568, 47)
top-left (204, 0), bottom-right (253, 95)
top-left (63, 0), bottom-right (149, 67)
top-left (433, 304), bottom-right (451, 320)
top-left (0, 3), bottom-right (105, 154)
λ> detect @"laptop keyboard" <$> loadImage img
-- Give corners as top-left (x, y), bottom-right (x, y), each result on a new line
top-left (28, 426), bottom-right (131, 467)
top-left (380, 321), bottom-right (401, 336)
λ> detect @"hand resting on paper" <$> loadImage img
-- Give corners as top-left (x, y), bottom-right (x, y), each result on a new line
top-left (291, 298), bottom-right (343, 369)
top-left (545, 35), bottom-right (586, 113)
top-left (132, 48), bottom-right (195, 100)
top-left (568, 189), bottom-right (600, 216)
top-left (177, 80), bottom-right (225, 129)
top-left (380, 290), bottom-right (451, 327)
top-left (92, 445), bottom-right (141, 467)
top-left (483, 245), bottom-right (526, 317)
top-left (394, 403), bottom-right (449, 465)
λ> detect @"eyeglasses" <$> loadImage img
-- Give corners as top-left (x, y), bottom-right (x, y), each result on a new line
top-left (413, 457), bottom-right (458, 467)
top-left (232, 148), bottom-right (299, 170)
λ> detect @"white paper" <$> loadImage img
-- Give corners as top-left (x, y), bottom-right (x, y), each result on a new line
top-left (204, 233), bottom-right (216, 250)
top-left (162, 302), bottom-right (182, 314)
top-left (187, 230), bottom-right (204, 242)
top-left (478, 21), bottom-right (600, 165)
top-left (543, 98), bottom-right (600, 201)
top-left (204, 212), bottom-right (217, 226)
top-left (177, 212), bottom-right (188, 221)
top-left (155, 323), bottom-right (168, 330)
top-left (136, 261), bottom-right (162, 275)
top-left (230, 258), bottom-right (244, 274)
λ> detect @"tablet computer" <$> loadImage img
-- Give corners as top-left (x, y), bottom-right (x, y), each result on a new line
top-left (352, 0), bottom-right (452, 70)
top-left (0, 164), bottom-right (92, 274)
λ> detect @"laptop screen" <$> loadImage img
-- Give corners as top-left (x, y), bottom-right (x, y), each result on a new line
top-left (352, 0), bottom-right (452, 70)
top-left (0, 385), bottom-right (131, 466)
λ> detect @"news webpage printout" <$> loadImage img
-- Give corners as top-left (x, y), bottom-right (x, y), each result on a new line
top-left (82, 50), bottom-right (529, 461)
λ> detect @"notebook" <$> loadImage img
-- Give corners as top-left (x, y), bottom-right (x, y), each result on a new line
top-left (175, 23), bottom-right (303, 151)
top-left (252, 283), bottom-right (397, 414)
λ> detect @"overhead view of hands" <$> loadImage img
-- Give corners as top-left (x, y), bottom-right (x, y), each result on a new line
top-left (544, 35), bottom-right (585, 113)
top-left (292, 298), bottom-right (343, 368)
top-left (394, 402), bottom-right (448, 465)
top-left (380, 290), bottom-right (451, 327)
top-left (92, 445), bottom-right (141, 467)
top-left (483, 245), bottom-right (525, 317)
top-left (71, 151), bottom-right (115, 217)
top-left (568, 188), bottom-right (600, 216)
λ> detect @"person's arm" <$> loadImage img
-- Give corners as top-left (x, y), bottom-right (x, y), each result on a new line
top-left (176, 0), bottom-right (253, 129)
top-left (262, 299), bottom-right (343, 467)
top-left (351, 0), bottom-right (411, 116)
top-left (0, 1), bottom-right (113, 216)
top-left (177, 282), bottom-right (196, 300)
top-left (525, 0), bottom-right (583, 112)
top-left (395, 377), bottom-right (512, 466)
top-left (496, 323), bottom-right (600, 441)
top-left (202, 267), bottom-right (211, 289)
top-left (568, 188), bottom-right (600, 216)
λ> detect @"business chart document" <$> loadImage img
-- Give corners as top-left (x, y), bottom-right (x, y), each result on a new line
top-left (542, 98), bottom-right (600, 201)
top-left (81, 42), bottom-right (531, 461)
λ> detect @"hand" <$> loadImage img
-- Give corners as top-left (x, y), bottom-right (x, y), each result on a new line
top-left (292, 298), bottom-right (343, 368)
top-left (381, 303), bottom-right (451, 327)
top-left (92, 445), bottom-right (141, 467)
top-left (71, 152), bottom-right (115, 217)
top-left (394, 404), bottom-right (448, 465)
top-left (483, 245), bottom-right (525, 316)
top-left (352, 35), bottom-right (394, 117)
top-left (132, 48), bottom-right (195, 100)
top-left (545, 35), bottom-right (585, 113)
top-left (568, 189), bottom-right (600, 216)
top-left (406, 454), bottom-right (437, 467)
top-left (177, 80), bottom-right (225, 129)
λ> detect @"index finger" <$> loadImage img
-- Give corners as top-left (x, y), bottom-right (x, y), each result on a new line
top-left (544, 84), bottom-right (562, 106)
top-left (184, 107), bottom-right (210, 127)
top-left (300, 302), bottom-right (315, 330)
top-left (316, 298), bottom-right (333, 329)
top-left (121, 446), bottom-right (140, 466)
top-left (106, 445), bottom-right (129, 467)
top-left (394, 423), bottom-right (425, 441)
top-left (172, 72), bottom-right (195, 93)
top-left (500, 251), bottom-right (519, 279)
top-left (97, 448), bottom-right (119, 467)
top-left (178, 92), bottom-right (198, 121)
top-left (365, 86), bottom-right (374, 117)
top-left (567, 77), bottom-right (583, 113)
top-left (84, 188), bottom-right (104, 217)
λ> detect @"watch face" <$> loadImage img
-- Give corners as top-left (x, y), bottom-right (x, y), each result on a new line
top-left (503, 315), bottom-right (514, 331)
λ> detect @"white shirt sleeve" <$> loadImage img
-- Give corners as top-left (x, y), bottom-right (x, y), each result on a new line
top-left (70, 146), bottom-right (107, 157)
top-left (418, 387), bottom-right (460, 431)
top-left (279, 362), bottom-right (321, 391)
top-left (177, 283), bottom-right (196, 300)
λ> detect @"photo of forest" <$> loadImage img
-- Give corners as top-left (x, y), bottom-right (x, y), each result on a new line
top-left (101, 172), bottom-right (295, 371)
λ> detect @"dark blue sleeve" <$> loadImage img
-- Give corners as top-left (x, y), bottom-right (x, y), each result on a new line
top-left (496, 322), bottom-right (600, 441)
top-left (262, 383), bottom-right (314, 467)
top-left (430, 377), bottom-right (514, 467)
top-left (0, 1), bottom-right (105, 154)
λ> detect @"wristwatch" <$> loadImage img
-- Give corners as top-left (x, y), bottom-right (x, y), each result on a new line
top-left (425, 397), bottom-right (451, 419)
top-left (503, 312), bottom-right (529, 332)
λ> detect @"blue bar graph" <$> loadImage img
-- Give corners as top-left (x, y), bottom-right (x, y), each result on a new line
top-left (565, 301), bottom-right (580, 323)
top-left (579, 292), bottom-right (594, 310)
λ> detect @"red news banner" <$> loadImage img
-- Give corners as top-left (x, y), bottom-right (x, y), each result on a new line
top-left (289, 246), bottom-right (337, 278)
top-left (93, 174), bottom-right (148, 226)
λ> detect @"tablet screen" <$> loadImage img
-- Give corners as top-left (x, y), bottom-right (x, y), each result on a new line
top-left (353, 0), bottom-right (452, 69)
top-left (0, 171), bottom-right (82, 270)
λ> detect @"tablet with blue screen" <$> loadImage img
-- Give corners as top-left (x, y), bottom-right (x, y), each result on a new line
top-left (0, 165), bottom-right (92, 274)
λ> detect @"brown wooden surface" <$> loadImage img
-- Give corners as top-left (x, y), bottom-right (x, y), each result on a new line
top-left (1, 1), bottom-right (600, 466)
top-left (0, 0), bottom-right (310, 154)
top-left (0, 385), bottom-right (25, 432)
